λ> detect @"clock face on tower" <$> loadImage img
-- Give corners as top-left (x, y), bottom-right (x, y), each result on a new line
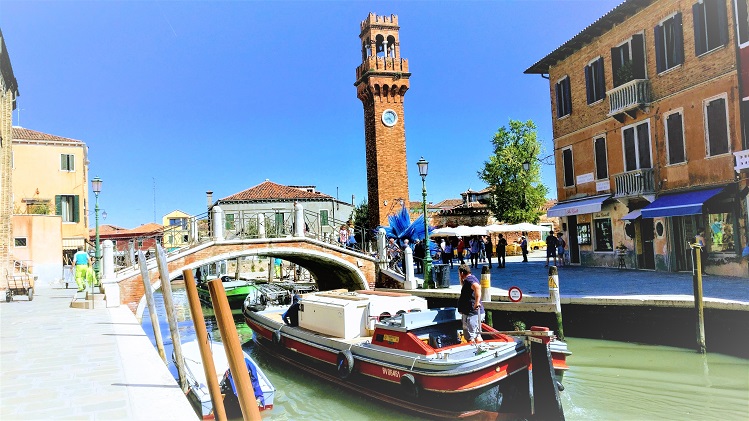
top-left (381, 109), bottom-right (398, 127)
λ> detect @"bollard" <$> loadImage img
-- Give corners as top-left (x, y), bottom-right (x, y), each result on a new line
top-left (377, 228), bottom-right (387, 270)
top-left (529, 326), bottom-right (565, 420)
top-left (208, 279), bottom-right (262, 421)
top-left (183, 269), bottom-right (227, 421)
top-left (691, 245), bottom-right (706, 354)
top-left (547, 266), bottom-right (564, 341)
top-left (480, 266), bottom-right (492, 326)
top-left (138, 251), bottom-right (167, 363)
top-left (403, 247), bottom-right (415, 289)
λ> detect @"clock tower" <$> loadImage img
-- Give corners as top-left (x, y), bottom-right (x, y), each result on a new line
top-left (355, 13), bottom-right (411, 229)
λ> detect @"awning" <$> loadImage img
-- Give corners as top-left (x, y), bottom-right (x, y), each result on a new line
top-left (547, 195), bottom-right (610, 217)
top-left (621, 209), bottom-right (642, 220)
top-left (62, 238), bottom-right (86, 250)
top-left (641, 188), bottom-right (724, 218)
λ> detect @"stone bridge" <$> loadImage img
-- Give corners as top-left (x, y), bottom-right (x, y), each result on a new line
top-left (105, 237), bottom-right (380, 316)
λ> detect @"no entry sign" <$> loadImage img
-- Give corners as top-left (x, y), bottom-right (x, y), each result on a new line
top-left (508, 286), bottom-right (523, 302)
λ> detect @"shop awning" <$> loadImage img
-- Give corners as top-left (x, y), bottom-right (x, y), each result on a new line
top-left (621, 209), bottom-right (642, 220)
top-left (547, 195), bottom-right (610, 217)
top-left (641, 188), bottom-right (724, 218)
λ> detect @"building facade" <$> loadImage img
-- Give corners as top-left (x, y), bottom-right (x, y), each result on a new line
top-left (355, 13), bottom-right (411, 228)
top-left (162, 209), bottom-right (191, 250)
top-left (1, 29), bottom-right (19, 280)
top-left (527, 0), bottom-right (748, 276)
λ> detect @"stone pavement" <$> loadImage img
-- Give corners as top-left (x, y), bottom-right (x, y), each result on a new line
top-left (0, 283), bottom-right (197, 420)
top-left (423, 249), bottom-right (749, 303)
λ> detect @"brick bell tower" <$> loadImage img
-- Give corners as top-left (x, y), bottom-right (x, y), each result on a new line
top-left (355, 13), bottom-right (411, 229)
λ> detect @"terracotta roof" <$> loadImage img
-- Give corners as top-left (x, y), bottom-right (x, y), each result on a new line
top-left (220, 180), bottom-right (334, 202)
top-left (90, 223), bottom-right (163, 238)
top-left (126, 223), bottom-right (164, 235)
top-left (434, 199), bottom-right (463, 209)
top-left (12, 127), bottom-right (83, 143)
top-left (88, 224), bottom-right (127, 236)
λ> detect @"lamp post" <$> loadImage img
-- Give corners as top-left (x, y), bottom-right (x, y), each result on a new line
top-left (92, 177), bottom-right (103, 279)
top-left (417, 157), bottom-right (432, 287)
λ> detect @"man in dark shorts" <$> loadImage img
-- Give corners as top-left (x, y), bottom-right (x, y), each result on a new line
top-left (545, 232), bottom-right (558, 267)
top-left (457, 264), bottom-right (483, 345)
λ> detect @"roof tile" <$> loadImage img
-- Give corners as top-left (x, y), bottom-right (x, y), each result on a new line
top-left (12, 127), bottom-right (83, 143)
top-left (220, 181), bottom-right (333, 202)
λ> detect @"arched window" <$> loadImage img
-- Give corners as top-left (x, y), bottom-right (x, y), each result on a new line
top-left (387, 35), bottom-right (396, 57)
top-left (375, 35), bottom-right (385, 57)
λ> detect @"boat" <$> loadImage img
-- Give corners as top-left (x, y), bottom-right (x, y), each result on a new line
top-left (243, 289), bottom-right (568, 419)
top-left (178, 340), bottom-right (275, 420)
top-left (196, 275), bottom-right (259, 309)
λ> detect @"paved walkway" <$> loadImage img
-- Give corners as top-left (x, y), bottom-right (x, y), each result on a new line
top-left (423, 249), bottom-right (749, 303)
top-left (0, 283), bottom-right (197, 420)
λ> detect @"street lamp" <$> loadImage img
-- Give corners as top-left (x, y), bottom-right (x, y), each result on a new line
top-left (417, 157), bottom-right (432, 288)
top-left (92, 177), bottom-right (103, 280)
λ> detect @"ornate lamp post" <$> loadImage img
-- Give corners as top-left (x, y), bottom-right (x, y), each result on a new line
top-left (417, 157), bottom-right (432, 287)
top-left (92, 177), bottom-right (103, 279)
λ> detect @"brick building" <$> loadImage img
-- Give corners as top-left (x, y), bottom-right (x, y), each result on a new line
top-left (0, 29), bottom-right (19, 280)
top-left (527, 0), bottom-right (748, 276)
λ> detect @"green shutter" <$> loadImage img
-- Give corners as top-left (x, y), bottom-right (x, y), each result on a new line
top-left (70, 155), bottom-right (75, 171)
top-left (55, 195), bottom-right (62, 215)
top-left (321, 210), bottom-right (328, 226)
top-left (73, 195), bottom-right (80, 223)
top-left (60, 154), bottom-right (65, 170)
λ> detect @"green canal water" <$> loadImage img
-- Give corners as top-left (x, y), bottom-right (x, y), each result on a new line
top-left (143, 284), bottom-right (749, 420)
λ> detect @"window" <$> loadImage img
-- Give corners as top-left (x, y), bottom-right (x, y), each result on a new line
top-left (562, 147), bottom-right (574, 187)
top-left (622, 121), bottom-right (652, 171)
top-left (55, 195), bottom-right (79, 223)
top-left (655, 13), bottom-right (684, 72)
top-left (14, 238), bottom-right (27, 247)
top-left (736, 0), bottom-right (749, 45)
top-left (594, 218), bottom-right (613, 251)
top-left (60, 154), bottom-right (75, 171)
top-left (275, 212), bottom-right (285, 234)
top-left (707, 212), bottom-right (736, 252)
top-left (225, 213), bottom-right (235, 230)
top-left (705, 95), bottom-right (729, 156)
top-left (693, 0), bottom-right (728, 55)
top-left (665, 110), bottom-right (686, 164)
top-left (611, 34), bottom-right (646, 87)
top-left (137, 240), bottom-right (144, 248)
top-left (594, 137), bottom-right (608, 179)
top-left (169, 218), bottom-right (187, 228)
top-left (585, 57), bottom-right (606, 104)
top-left (320, 209), bottom-right (329, 226)
top-left (577, 223), bottom-right (591, 245)
top-left (555, 76), bottom-right (572, 118)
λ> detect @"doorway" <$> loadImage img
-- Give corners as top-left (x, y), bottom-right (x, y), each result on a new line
top-left (638, 218), bottom-right (655, 269)
top-left (568, 215), bottom-right (580, 264)
top-left (672, 216), bottom-right (697, 272)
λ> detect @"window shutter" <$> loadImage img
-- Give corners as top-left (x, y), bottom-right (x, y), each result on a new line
top-left (631, 34), bottom-right (646, 79)
top-left (654, 24), bottom-right (665, 73)
top-left (693, 2), bottom-right (706, 55)
top-left (555, 82), bottom-right (562, 118)
top-left (673, 13), bottom-right (684, 65)
top-left (596, 58), bottom-right (606, 99)
top-left (585, 65), bottom-right (593, 104)
top-left (716, 0), bottom-right (728, 47)
top-left (73, 195), bottom-right (80, 223)
top-left (611, 47), bottom-right (622, 85)
top-left (564, 77), bottom-right (572, 115)
top-left (667, 113), bottom-right (685, 164)
top-left (636, 123), bottom-right (652, 168)
top-left (70, 155), bottom-right (75, 171)
top-left (55, 195), bottom-right (62, 216)
top-left (595, 138), bottom-right (608, 179)
top-left (623, 128), bottom-right (637, 171)
top-left (60, 154), bottom-right (65, 170)
top-left (707, 98), bottom-right (729, 155)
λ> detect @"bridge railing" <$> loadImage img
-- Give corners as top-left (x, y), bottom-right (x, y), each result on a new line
top-left (219, 209), bottom-right (296, 240)
top-left (302, 209), bottom-right (375, 254)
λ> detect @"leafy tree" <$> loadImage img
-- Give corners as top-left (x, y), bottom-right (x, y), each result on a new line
top-left (352, 200), bottom-right (369, 230)
top-left (479, 119), bottom-right (548, 224)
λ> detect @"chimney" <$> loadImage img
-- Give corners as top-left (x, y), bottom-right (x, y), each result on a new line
top-left (206, 191), bottom-right (213, 209)
top-left (351, 194), bottom-right (355, 206)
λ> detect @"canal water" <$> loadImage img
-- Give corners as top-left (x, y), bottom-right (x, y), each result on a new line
top-left (142, 284), bottom-right (749, 420)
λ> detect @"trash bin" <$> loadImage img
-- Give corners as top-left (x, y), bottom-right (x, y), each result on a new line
top-left (432, 264), bottom-right (451, 288)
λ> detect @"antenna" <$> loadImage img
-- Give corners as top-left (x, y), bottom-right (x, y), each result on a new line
top-left (153, 177), bottom-right (156, 223)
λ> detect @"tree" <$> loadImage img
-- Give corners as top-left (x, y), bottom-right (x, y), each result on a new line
top-left (479, 119), bottom-right (549, 224)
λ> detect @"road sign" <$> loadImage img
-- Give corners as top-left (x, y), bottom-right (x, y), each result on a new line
top-left (508, 286), bottom-right (523, 302)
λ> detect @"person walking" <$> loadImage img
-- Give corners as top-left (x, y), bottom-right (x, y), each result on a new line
top-left (73, 246), bottom-right (90, 292)
top-left (457, 264), bottom-right (483, 345)
top-left (469, 237), bottom-right (480, 268)
top-left (556, 232), bottom-right (567, 267)
top-left (485, 236), bottom-right (493, 269)
top-left (339, 225), bottom-right (349, 248)
top-left (545, 232), bottom-right (558, 267)
top-left (444, 241), bottom-right (454, 268)
top-left (457, 237), bottom-right (465, 264)
top-left (521, 236), bottom-right (528, 262)
top-left (496, 234), bottom-right (507, 268)
top-left (414, 239), bottom-right (424, 274)
top-left (478, 237), bottom-right (486, 262)
top-left (387, 237), bottom-right (402, 273)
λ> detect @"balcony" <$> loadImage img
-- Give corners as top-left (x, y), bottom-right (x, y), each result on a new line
top-left (613, 168), bottom-right (655, 198)
top-left (607, 79), bottom-right (651, 122)
top-left (734, 149), bottom-right (749, 172)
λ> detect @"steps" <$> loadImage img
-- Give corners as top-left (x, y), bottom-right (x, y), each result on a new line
top-left (70, 286), bottom-right (106, 309)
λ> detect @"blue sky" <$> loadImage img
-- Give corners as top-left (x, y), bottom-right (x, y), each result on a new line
top-left (2, 0), bottom-right (620, 229)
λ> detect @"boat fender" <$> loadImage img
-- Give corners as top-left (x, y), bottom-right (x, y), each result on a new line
top-left (336, 350), bottom-right (354, 379)
top-left (272, 329), bottom-right (282, 347)
top-left (556, 380), bottom-right (565, 392)
top-left (400, 373), bottom-right (419, 399)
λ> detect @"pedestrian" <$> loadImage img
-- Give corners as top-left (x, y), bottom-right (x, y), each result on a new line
top-left (73, 246), bottom-right (90, 292)
top-left (556, 232), bottom-right (567, 267)
top-left (496, 234), bottom-right (507, 268)
top-left (414, 239), bottom-right (424, 274)
top-left (439, 239), bottom-right (449, 265)
top-left (479, 237), bottom-right (486, 262)
top-left (386, 237), bottom-right (402, 272)
top-left (457, 237), bottom-right (465, 264)
top-left (469, 237), bottom-right (480, 268)
top-left (521, 236), bottom-right (528, 262)
top-left (545, 232), bottom-right (558, 267)
top-left (339, 224), bottom-right (349, 247)
top-left (283, 294), bottom-right (301, 327)
top-left (444, 240), bottom-right (454, 268)
top-left (485, 236), bottom-right (493, 268)
top-left (457, 264), bottom-right (483, 345)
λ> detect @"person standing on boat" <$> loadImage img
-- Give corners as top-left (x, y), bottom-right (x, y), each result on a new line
top-left (457, 264), bottom-right (483, 344)
top-left (283, 294), bottom-right (301, 327)
top-left (73, 246), bottom-right (90, 292)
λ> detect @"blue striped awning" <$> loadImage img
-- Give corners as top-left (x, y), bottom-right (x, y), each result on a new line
top-left (641, 188), bottom-right (723, 218)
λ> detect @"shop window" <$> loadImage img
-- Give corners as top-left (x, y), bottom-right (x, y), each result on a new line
top-left (707, 212), bottom-right (735, 252)
top-left (577, 223), bottom-right (591, 245)
top-left (594, 218), bottom-right (613, 251)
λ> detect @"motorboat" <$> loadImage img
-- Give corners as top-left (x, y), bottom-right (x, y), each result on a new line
top-left (243, 289), bottom-right (568, 419)
top-left (178, 340), bottom-right (275, 420)
top-left (196, 275), bottom-right (259, 309)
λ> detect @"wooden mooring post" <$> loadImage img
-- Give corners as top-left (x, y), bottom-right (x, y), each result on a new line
top-left (138, 251), bottom-right (166, 363)
top-left (691, 245), bottom-right (707, 354)
top-left (183, 269), bottom-right (227, 421)
top-left (548, 266), bottom-right (564, 341)
top-left (480, 266), bottom-right (492, 326)
top-left (155, 244), bottom-right (187, 392)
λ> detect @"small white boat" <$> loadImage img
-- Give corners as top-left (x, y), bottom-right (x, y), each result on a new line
top-left (178, 340), bottom-right (275, 420)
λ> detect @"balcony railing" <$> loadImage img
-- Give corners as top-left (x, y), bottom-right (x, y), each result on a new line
top-left (613, 168), bottom-right (655, 198)
top-left (734, 149), bottom-right (749, 172)
top-left (607, 79), bottom-right (651, 116)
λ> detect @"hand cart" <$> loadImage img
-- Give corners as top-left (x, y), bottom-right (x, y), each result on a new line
top-left (5, 270), bottom-right (34, 302)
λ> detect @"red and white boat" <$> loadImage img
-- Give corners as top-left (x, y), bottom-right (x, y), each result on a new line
top-left (243, 289), bottom-right (568, 419)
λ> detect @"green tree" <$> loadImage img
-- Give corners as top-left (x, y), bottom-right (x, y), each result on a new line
top-left (479, 119), bottom-right (549, 224)
top-left (352, 200), bottom-right (369, 231)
